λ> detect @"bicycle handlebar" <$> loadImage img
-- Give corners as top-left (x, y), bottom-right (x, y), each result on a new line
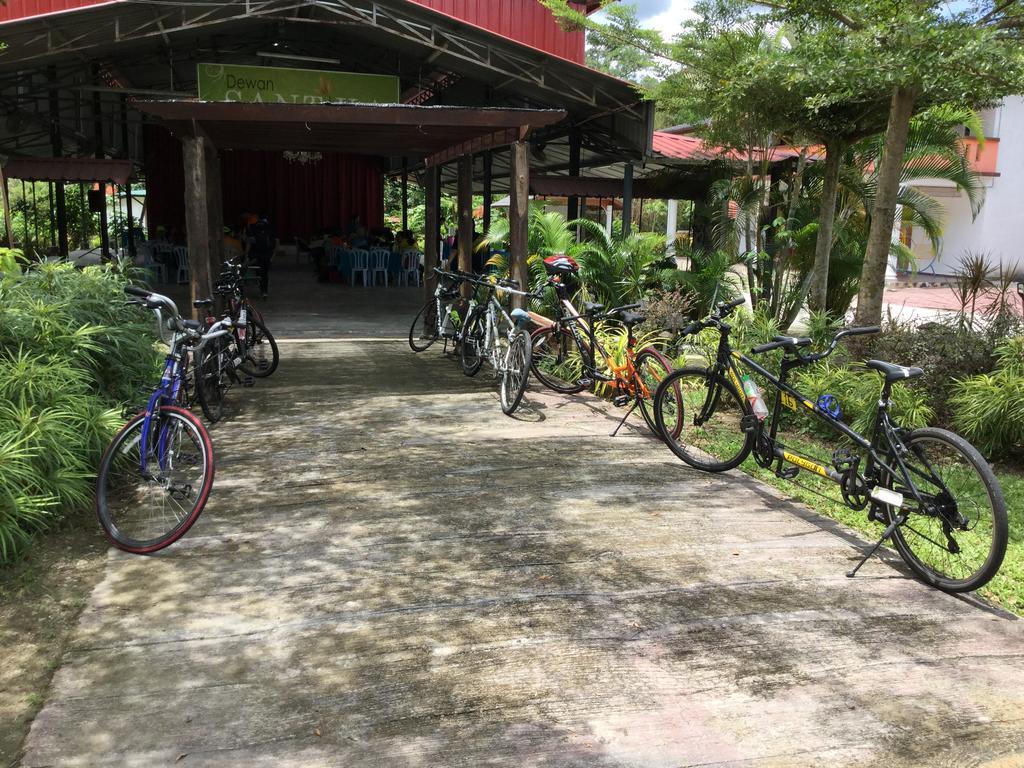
top-left (749, 325), bottom-right (880, 362)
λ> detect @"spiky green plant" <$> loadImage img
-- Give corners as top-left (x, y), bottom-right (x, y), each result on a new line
top-left (0, 262), bottom-right (160, 562)
top-left (951, 337), bottom-right (1024, 458)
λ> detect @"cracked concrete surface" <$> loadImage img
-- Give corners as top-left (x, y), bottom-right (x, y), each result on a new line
top-left (19, 272), bottom-right (1024, 767)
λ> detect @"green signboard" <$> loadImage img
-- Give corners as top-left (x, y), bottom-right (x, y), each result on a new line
top-left (197, 63), bottom-right (399, 105)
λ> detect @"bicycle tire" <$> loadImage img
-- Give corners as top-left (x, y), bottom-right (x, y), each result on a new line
top-left (886, 427), bottom-right (1008, 593)
top-left (96, 405), bottom-right (215, 554)
top-left (530, 326), bottom-right (589, 394)
top-left (194, 343), bottom-right (226, 424)
top-left (238, 319), bottom-right (279, 378)
top-left (500, 328), bottom-right (532, 415)
top-left (634, 348), bottom-right (680, 439)
top-left (460, 309), bottom-right (485, 377)
top-left (409, 300), bottom-right (439, 352)
top-left (653, 366), bottom-right (754, 472)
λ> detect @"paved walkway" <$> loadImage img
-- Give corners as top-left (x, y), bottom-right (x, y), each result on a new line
top-left (21, 268), bottom-right (1024, 767)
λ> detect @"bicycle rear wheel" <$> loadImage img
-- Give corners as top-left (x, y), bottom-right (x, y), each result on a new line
top-left (887, 427), bottom-right (1007, 592)
top-left (530, 326), bottom-right (589, 393)
top-left (239, 318), bottom-right (279, 378)
top-left (653, 366), bottom-right (754, 472)
top-left (634, 348), bottom-right (680, 438)
top-left (96, 405), bottom-right (215, 554)
top-left (500, 329), bottom-right (532, 415)
top-left (460, 309), bottom-right (485, 376)
top-left (194, 344), bottom-right (226, 423)
top-left (409, 300), bottom-right (439, 352)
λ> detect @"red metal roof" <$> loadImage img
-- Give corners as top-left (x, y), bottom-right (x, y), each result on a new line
top-left (408, 0), bottom-right (586, 63)
top-left (0, 0), bottom-right (112, 23)
top-left (653, 131), bottom-right (822, 164)
top-left (2, 156), bottom-right (133, 183)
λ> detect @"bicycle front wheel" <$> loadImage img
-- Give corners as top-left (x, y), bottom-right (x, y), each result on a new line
top-left (654, 366), bottom-right (754, 472)
top-left (238, 318), bottom-right (279, 378)
top-left (500, 329), bottom-right (532, 415)
top-left (634, 348), bottom-right (679, 438)
top-left (530, 326), bottom-right (589, 393)
top-left (96, 405), bottom-right (216, 554)
top-left (409, 300), bottom-right (438, 352)
top-left (887, 427), bottom-right (1008, 593)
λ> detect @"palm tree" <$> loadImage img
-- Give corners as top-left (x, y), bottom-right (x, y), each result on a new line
top-left (568, 218), bottom-right (666, 309)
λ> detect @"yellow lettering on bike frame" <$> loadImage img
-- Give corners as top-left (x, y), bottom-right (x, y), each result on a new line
top-left (781, 392), bottom-right (798, 411)
top-left (782, 451), bottom-right (830, 478)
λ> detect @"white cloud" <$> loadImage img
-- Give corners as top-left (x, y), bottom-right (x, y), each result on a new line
top-left (642, 0), bottom-right (698, 39)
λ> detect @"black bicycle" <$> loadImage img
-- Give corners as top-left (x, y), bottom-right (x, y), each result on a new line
top-left (653, 298), bottom-right (1008, 593)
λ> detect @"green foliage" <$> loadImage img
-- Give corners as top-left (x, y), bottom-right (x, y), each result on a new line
top-left (0, 248), bottom-right (23, 277)
top-left (569, 218), bottom-right (666, 309)
top-left (583, 3), bottom-right (664, 87)
top-left (951, 337), bottom-right (1024, 459)
top-left (0, 262), bottom-right (161, 562)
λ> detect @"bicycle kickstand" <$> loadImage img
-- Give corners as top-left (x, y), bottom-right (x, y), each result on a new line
top-left (609, 401), bottom-right (639, 438)
top-left (846, 512), bottom-right (906, 579)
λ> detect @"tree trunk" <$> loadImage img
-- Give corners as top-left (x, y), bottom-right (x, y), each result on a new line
top-left (807, 138), bottom-right (844, 313)
top-left (773, 150), bottom-right (807, 319)
top-left (855, 85), bottom-right (916, 328)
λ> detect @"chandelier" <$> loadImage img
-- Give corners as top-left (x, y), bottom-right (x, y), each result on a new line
top-left (282, 151), bottom-right (323, 165)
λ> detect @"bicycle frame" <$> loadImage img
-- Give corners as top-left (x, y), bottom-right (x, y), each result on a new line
top-left (709, 328), bottom-right (934, 510)
top-left (548, 299), bottom-right (648, 395)
top-left (138, 335), bottom-right (190, 478)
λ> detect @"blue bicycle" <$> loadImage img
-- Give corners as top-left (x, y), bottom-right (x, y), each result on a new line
top-left (95, 286), bottom-right (231, 553)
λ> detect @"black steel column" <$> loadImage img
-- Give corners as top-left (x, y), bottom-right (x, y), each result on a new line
top-left (121, 95), bottom-right (136, 258)
top-left (401, 158), bottom-right (409, 232)
top-left (92, 69), bottom-right (109, 258)
top-left (622, 162), bottom-right (634, 238)
top-left (48, 66), bottom-right (68, 258)
top-left (567, 130), bottom-right (581, 221)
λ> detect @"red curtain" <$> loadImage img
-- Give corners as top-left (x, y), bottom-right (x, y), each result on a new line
top-left (143, 125), bottom-right (385, 241)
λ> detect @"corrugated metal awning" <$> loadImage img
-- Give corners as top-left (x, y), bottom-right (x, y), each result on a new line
top-left (3, 156), bottom-right (133, 183)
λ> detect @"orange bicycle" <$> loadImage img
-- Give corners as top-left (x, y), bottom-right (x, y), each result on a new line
top-left (530, 257), bottom-right (682, 438)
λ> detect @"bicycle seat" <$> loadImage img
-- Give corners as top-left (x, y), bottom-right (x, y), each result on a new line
top-left (865, 359), bottom-right (924, 383)
top-left (181, 319), bottom-right (202, 332)
top-left (583, 301), bottom-right (605, 314)
top-left (610, 310), bottom-right (647, 327)
top-left (193, 298), bottom-right (213, 308)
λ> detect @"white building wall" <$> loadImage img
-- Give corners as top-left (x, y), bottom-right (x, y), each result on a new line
top-left (909, 96), bottom-right (1024, 277)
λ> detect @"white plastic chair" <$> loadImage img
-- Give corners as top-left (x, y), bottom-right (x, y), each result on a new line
top-left (140, 243), bottom-right (166, 283)
top-left (401, 249), bottom-right (421, 287)
top-left (350, 249), bottom-right (371, 287)
top-left (174, 246), bottom-right (190, 284)
top-left (370, 248), bottom-right (391, 287)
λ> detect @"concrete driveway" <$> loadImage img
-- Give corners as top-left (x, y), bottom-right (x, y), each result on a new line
top-left (20, 274), bottom-right (1024, 767)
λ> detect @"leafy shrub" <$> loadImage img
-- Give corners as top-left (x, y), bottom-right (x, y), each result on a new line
top-left (0, 262), bottom-right (161, 561)
top-left (950, 337), bottom-right (1024, 459)
top-left (871, 317), bottom-right (1001, 426)
top-left (795, 361), bottom-right (934, 435)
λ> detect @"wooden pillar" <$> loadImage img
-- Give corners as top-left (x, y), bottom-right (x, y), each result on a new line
top-left (182, 135), bottom-right (213, 318)
top-left (401, 159), bottom-right (409, 232)
top-left (423, 165), bottom-right (440, 299)
top-left (205, 143), bottom-right (224, 279)
top-left (566, 130), bottom-right (581, 221)
top-left (482, 150), bottom-right (493, 236)
top-left (92, 77), bottom-right (109, 259)
top-left (622, 161), bottom-right (634, 238)
top-left (509, 139), bottom-right (530, 310)
top-left (0, 166), bottom-right (11, 248)
top-left (457, 155), bottom-right (474, 271)
top-left (48, 66), bottom-right (67, 258)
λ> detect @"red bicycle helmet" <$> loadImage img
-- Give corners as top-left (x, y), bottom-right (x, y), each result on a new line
top-left (543, 254), bottom-right (579, 276)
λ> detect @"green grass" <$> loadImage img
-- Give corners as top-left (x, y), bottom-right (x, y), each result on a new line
top-left (701, 425), bottom-right (1024, 615)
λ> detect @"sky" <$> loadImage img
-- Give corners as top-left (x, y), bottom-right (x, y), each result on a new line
top-left (593, 0), bottom-right (699, 40)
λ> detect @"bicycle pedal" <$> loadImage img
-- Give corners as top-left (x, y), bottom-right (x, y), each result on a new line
top-left (241, 376), bottom-right (256, 387)
top-left (578, 378), bottom-right (594, 388)
top-left (612, 394), bottom-right (631, 407)
top-left (740, 414), bottom-right (760, 433)
top-left (776, 466), bottom-right (800, 480)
